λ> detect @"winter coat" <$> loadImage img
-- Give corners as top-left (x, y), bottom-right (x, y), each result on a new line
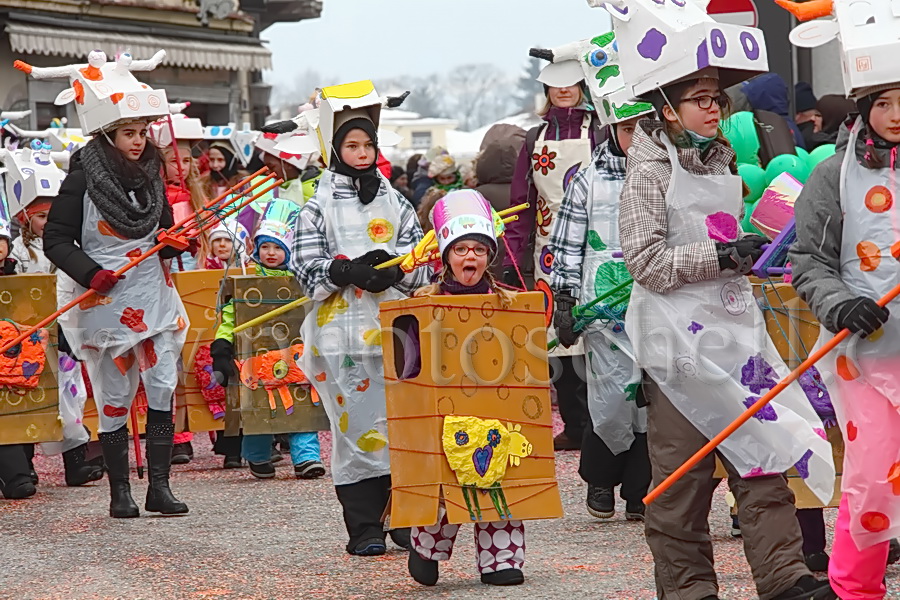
top-left (741, 73), bottom-right (806, 149)
top-left (789, 122), bottom-right (899, 332)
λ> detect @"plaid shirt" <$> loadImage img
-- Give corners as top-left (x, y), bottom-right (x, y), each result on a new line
top-left (618, 120), bottom-right (732, 295)
top-left (549, 140), bottom-right (627, 296)
top-left (290, 172), bottom-right (427, 301)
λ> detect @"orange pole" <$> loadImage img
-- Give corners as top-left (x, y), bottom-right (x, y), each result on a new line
top-left (643, 280), bottom-right (900, 506)
top-left (0, 173), bottom-right (282, 355)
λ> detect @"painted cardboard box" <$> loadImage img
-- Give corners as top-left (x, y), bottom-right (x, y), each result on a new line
top-left (0, 274), bottom-right (62, 444)
top-left (228, 275), bottom-right (329, 435)
top-left (379, 292), bottom-right (562, 528)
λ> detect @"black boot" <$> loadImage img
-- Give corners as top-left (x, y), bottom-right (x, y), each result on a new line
top-left (63, 443), bottom-right (104, 487)
top-left (0, 444), bottom-right (36, 499)
top-left (144, 420), bottom-right (189, 515)
top-left (98, 427), bottom-right (139, 518)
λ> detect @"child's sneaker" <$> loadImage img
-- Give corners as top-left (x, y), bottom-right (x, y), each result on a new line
top-left (731, 514), bottom-right (742, 537)
top-left (481, 569), bottom-right (524, 586)
top-left (249, 461), bottom-right (276, 479)
top-left (223, 455), bottom-right (242, 469)
top-left (171, 442), bottom-right (193, 465)
top-left (586, 485), bottom-right (614, 519)
top-left (294, 460), bottom-right (325, 479)
top-left (408, 550), bottom-right (439, 586)
top-left (625, 501), bottom-right (645, 522)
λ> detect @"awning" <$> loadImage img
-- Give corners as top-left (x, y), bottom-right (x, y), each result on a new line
top-left (7, 22), bottom-right (271, 71)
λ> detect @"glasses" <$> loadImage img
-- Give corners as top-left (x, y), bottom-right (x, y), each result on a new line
top-left (451, 245), bottom-right (489, 257)
top-left (680, 94), bottom-right (725, 110)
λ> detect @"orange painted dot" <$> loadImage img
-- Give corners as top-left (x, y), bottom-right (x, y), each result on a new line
top-left (857, 241), bottom-right (881, 272)
top-left (836, 355), bottom-right (861, 381)
top-left (846, 421), bottom-right (858, 441)
top-left (336, 394), bottom-right (345, 407)
top-left (860, 511), bottom-right (891, 533)
top-left (888, 462), bottom-right (900, 495)
top-left (865, 185), bottom-right (893, 213)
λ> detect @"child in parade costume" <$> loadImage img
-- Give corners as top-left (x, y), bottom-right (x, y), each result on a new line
top-left (0, 145), bottom-right (102, 487)
top-left (205, 219), bottom-right (249, 271)
top-left (620, 68), bottom-right (835, 600)
top-left (504, 55), bottom-right (600, 451)
top-left (406, 190), bottom-right (525, 588)
top-left (549, 113), bottom-right (652, 522)
top-left (204, 142), bottom-right (242, 199)
top-left (426, 153), bottom-right (463, 194)
top-left (791, 83), bottom-right (900, 599)
top-left (210, 204), bottom-right (325, 480)
top-left (0, 218), bottom-right (37, 500)
top-left (291, 97), bottom-right (428, 555)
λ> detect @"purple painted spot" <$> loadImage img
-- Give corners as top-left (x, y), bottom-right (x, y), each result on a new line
top-left (68, 384), bottom-right (78, 397)
top-left (22, 361), bottom-right (40, 379)
top-left (744, 396), bottom-right (778, 421)
top-left (710, 29), bottom-right (727, 58)
top-left (671, 0), bottom-right (686, 5)
top-left (472, 444), bottom-right (494, 477)
top-left (638, 29), bottom-right (667, 61)
top-left (539, 246), bottom-right (553, 275)
top-left (202, 365), bottom-right (219, 390)
top-left (59, 354), bottom-right (78, 373)
top-left (798, 366), bottom-right (835, 420)
top-left (697, 40), bottom-right (710, 69)
top-left (794, 449), bottom-right (813, 480)
top-left (741, 32), bottom-right (760, 61)
top-left (705, 211), bottom-right (739, 243)
top-left (741, 354), bottom-right (778, 394)
top-left (688, 321), bottom-right (704, 334)
top-left (563, 162), bottom-right (583, 192)
top-left (612, 323), bottom-right (624, 334)
top-left (13, 180), bottom-right (21, 201)
top-left (285, 405), bottom-right (295, 416)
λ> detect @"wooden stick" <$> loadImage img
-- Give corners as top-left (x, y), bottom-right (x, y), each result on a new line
top-left (643, 280), bottom-right (900, 506)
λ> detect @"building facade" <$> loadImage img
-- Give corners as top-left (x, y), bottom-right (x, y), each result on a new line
top-left (0, 0), bottom-right (321, 128)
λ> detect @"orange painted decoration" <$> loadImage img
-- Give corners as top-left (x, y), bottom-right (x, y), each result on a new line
top-left (78, 294), bottom-right (112, 311)
top-left (137, 338), bottom-right (157, 372)
top-left (315, 372), bottom-right (327, 382)
top-left (860, 511), bottom-right (891, 533)
top-left (888, 462), bottom-right (900, 495)
top-left (79, 65), bottom-right (103, 81)
top-left (846, 421), bottom-right (858, 442)
top-left (0, 322), bottom-right (47, 390)
top-left (356, 378), bottom-right (370, 392)
top-left (864, 185), bottom-right (893, 213)
top-left (12, 60), bottom-right (33, 75)
top-left (836, 355), bottom-right (860, 381)
top-left (126, 248), bottom-right (142, 259)
top-left (774, 0), bottom-right (834, 21)
top-left (110, 93), bottom-right (124, 105)
top-left (238, 343), bottom-right (312, 416)
top-left (856, 241), bottom-right (881, 271)
top-left (73, 80), bottom-right (85, 105)
top-left (98, 220), bottom-right (129, 240)
top-left (113, 352), bottom-right (135, 376)
top-left (120, 307), bottom-right (148, 333)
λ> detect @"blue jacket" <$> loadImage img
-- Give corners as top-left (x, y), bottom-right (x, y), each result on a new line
top-left (742, 73), bottom-right (806, 150)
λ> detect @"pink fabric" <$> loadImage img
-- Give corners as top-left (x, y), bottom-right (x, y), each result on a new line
top-left (411, 506), bottom-right (525, 574)
top-left (173, 431), bottom-right (193, 444)
top-left (829, 495), bottom-right (889, 599)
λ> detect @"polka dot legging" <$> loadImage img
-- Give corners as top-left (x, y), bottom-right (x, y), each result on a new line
top-left (410, 505), bottom-right (525, 574)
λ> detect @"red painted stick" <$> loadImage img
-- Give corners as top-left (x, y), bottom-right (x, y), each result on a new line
top-left (130, 408), bottom-right (144, 480)
top-left (643, 280), bottom-right (900, 505)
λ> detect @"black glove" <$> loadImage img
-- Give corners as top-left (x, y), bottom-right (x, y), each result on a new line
top-left (210, 338), bottom-right (236, 388)
top-left (715, 234), bottom-right (768, 274)
top-left (329, 258), bottom-right (403, 294)
top-left (553, 292), bottom-right (580, 349)
top-left (503, 266), bottom-right (524, 289)
top-left (353, 249), bottom-right (395, 268)
top-left (834, 297), bottom-right (890, 337)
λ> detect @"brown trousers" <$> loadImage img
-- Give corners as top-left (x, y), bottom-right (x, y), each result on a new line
top-left (643, 378), bottom-right (810, 600)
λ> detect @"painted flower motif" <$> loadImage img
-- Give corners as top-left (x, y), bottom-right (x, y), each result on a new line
top-left (536, 196), bottom-right (553, 236)
top-left (455, 431), bottom-right (469, 446)
top-left (740, 353), bottom-right (778, 394)
top-left (688, 321), bottom-right (704, 334)
top-left (367, 218), bottom-right (394, 243)
top-left (486, 428), bottom-right (502, 448)
top-left (532, 145), bottom-right (557, 176)
top-left (743, 396), bottom-right (778, 421)
top-left (120, 307), bottom-right (148, 333)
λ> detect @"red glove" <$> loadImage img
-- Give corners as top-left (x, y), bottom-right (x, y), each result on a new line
top-left (89, 269), bottom-right (124, 294)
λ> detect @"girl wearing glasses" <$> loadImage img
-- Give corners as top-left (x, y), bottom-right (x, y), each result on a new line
top-left (791, 82), bottom-right (900, 599)
top-left (618, 67), bottom-right (835, 600)
top-left (407, 190), bottom-right (523, 588)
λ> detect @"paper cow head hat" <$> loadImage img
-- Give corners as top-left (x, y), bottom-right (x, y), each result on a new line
top-left (204, 122), bottom-right (258, 167)
top-left (587, 0), bottom-right (768, 98)
top-left (149, 114), bottom-right (204, 148)
top-left (0, 140), bottom-right (67, 218)
top-left (778, 0), bottom-right (900, 99)
top-left (532, 31), bottom-right (655, 126)
top-left (316, 80), bottom-right (386, 167)
top-left (254, 130), bottom-right (318, 170)
top-left (430, 190), bottom-right (502, 258)
top-left (14, 50), bottom-right (169, 135)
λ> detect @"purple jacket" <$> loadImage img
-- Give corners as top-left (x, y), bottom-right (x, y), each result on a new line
top-left (503, 106), bottom-right (601, 269)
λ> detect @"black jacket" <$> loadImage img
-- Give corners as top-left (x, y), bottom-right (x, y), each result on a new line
top-left (43, 159), bottom-right (180, 289)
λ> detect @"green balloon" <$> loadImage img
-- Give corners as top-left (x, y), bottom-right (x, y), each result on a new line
top-left (765, 153), bottom-right (810, 185)
top-left (795, 146), bottom-right (810, 169)
top-left (739, 163), bottom-right (767, 203)
top-left (809, 144), bottom-right (836, 166)
top-left (722, 112), bottom-right (760, 165)
top-left (741, 202), bottom-right (764, 235)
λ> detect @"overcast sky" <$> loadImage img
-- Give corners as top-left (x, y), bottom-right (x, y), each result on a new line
top-left (262, 0), bottom-right (612, 85)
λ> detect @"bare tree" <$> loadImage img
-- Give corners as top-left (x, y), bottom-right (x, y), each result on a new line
top-left (268, 68), bottom-right (323, 116)
top-left (442, 64), bottom-right (515, 131)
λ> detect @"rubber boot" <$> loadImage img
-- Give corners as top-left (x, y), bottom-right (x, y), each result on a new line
top-left (144, 420), bottom-right (189, 515)
top-left (63, 443), bottom-right (104, 487)
top-left (98, 427), bottom-right (139, 518)
top-left (0, 444), bottom-right (37, 499)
